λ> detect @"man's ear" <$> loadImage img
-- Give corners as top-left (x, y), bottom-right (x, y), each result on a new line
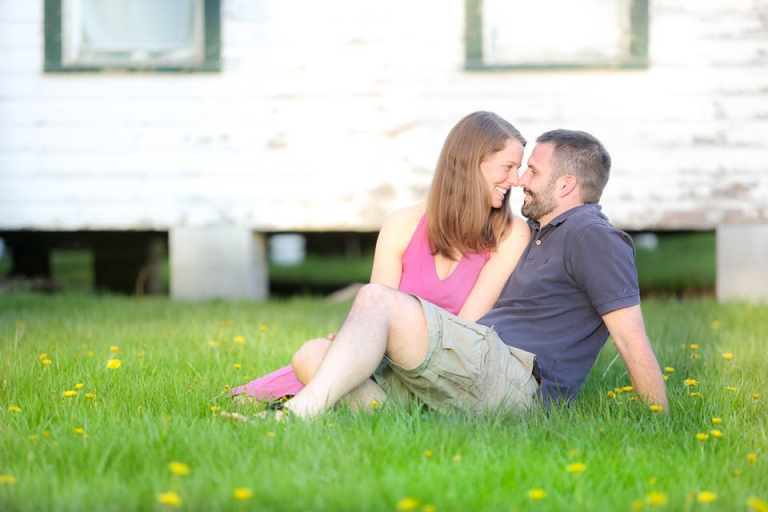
top-left (558, 175), bottom-right (578, 198)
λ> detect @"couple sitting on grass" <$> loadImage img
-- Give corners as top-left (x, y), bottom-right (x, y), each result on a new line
top-left (226, 111), bottom-right (669, 421)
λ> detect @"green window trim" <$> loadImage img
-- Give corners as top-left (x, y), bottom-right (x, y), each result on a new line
top-left (465, 0), bottom-right (648, 71)
top-left (44, 0), bottom-right (221, 73)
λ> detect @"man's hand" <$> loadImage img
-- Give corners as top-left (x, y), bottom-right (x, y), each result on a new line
top-left (603, 305), bottom-right (669, 412)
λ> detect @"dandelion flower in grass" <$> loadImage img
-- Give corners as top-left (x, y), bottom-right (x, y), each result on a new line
top-left (208, 340), bottom-right (220, 347)
top-left (712, 417), bottom-right (722, 425)
top-left (690, 392), bottom-right (703, 398)
top-left (683, 378), bottom-right (698, 387)
top-left (396, 497), bottom-right (419, 511)
top-left (234, 363), bottom-right (242, 370)
top-left (665, 367), bottom-right (674, 373)
top-left (259, 325), bottom-right (268, 332)
top-left (371, 400), bottom-right (380, 409)
top-left (733, 470), bottom-right (742, 477)
top-left (110, 346), bottom-right (118, 353)
top-left (424, 450), bottom-right (433, 458)
top-left (722, 353), bottom-right (734, 361)
top-left (453, 454), bottom-right (462, 463)
top-left (697, 491), bottom-right (717, 503)
top-left (9, 406), bottom-right (21, 413)
top-left (663, 375), bottom-right (669, 381)
top-left (157, 491), bottom-right (182, 508)
top-left (726, 386), bottom-right (737, 392)
top-left (87, 351), bottom-right (94, 357)
top-left (710, 430), bottom-right (723, 438)
top-left (43, 359), bottom-right (52, 366)
top-left (75, 383), bottom-right (84, 389)
top-left (650, 405), bottom-right (663, 413)
top-left (753, 393), bottom-right (760, 401)
top-left (690, 344), bottom-right (699, 350)
top-left (606, 391), bottom-right (616, 398)
top-left (74, 428), bottom-right (84, 435)
top-left (168, 462), bottom-right (190, 476)
top-left (421, 505), bottom-right (436, 512)
top-left (0, 475), bottom-right (16, 485)
top-left (528, 488), bottom-right (546, 500)
top-left (748, 453), bottom-right (757, 463)
top-left (711, 320), bottom-right (720, 329)
top-left (623, 386), bottom-right (634, 393)
top-left (747, 496), bottom-right (768, 512)
top-left (696, 433), bottom-right (709, 441)
top-left (85, 393), bottom-right (96, 399)
top-left (267, 432), bottom-right (275, 438)
top-left (210, 406), bottom-right (221, 412)
top-left (106, 359), bottom-right (121, 369)
top-left (63, 390), bottom-right (77, 397)
top-left (233, 488), bottom-right (253, 501)
top-left (566, 462), bottom-right (587, 473)
top-left (233, 336), bottom-right (245, 344)
top-left (647, 491), bottom-right (668, 506)
top-left (39, 353), bottom-right (47, 360)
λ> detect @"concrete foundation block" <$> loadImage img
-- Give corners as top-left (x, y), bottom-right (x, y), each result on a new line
top-left (170, 228), bottom-right (268, 300)
top-left (716, 224), bottom-right (768, 303)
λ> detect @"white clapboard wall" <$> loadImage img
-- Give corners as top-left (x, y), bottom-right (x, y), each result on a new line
top-left (1, 0), bottom-right (767, 300)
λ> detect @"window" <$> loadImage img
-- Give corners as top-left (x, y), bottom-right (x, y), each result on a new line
top-left (465, 0), bottom-right (648, 70)
top-left (44, 0), bottom-right (221, 72)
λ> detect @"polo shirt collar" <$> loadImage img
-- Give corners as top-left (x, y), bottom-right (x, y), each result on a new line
top-left (526, 204), bottom-right (603, 231)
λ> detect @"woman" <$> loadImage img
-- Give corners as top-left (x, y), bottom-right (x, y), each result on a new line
top-left (231, 111), bottom-right (530, 404)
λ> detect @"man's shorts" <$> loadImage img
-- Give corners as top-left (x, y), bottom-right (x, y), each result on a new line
top-left (373, 296), bottom-right (539, 416)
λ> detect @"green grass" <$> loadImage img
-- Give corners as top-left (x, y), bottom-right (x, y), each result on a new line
top-left (0, 293), bottom-right (765, 511)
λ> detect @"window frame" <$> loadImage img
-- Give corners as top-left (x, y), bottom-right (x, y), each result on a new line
top-left (465, 0), bottom-right (648, 70)
top-left (44, 0), bottom-right (221, 73)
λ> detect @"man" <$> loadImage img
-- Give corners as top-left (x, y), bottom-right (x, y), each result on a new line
top-left (283, 129), bottom-right (669, 419)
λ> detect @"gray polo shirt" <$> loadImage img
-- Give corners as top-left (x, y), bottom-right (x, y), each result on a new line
top-left (478, 204), bottom-right (640, 405)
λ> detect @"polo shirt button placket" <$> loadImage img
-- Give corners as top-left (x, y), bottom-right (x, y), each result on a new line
top-left (535, 240), bottom-right (541, 245)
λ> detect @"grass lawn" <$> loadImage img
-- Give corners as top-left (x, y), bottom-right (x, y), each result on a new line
top-left (0, 293), bottom-right (766, 511)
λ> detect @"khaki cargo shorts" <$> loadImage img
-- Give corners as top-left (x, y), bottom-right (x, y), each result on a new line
top-left (373, 296), bottom-right (539, 416)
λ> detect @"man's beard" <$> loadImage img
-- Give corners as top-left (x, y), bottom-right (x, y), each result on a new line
top-left (521, 178), bottom-right (557, 221)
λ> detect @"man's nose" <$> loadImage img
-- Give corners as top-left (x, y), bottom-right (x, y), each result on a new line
top-left (518, 170), bottom-right (530, 186)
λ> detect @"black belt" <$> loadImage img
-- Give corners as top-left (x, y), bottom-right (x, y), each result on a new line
top-left (532, 359), bottom-right (542, 385)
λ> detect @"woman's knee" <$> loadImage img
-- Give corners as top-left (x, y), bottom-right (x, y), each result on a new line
top-left (292, 338), bottom-right (331, 383)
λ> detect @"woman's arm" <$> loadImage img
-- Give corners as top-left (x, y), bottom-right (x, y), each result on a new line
top-left (457, 215), bottom-right (531, 322)
top-left (369, 205), bottom-right (424, 288)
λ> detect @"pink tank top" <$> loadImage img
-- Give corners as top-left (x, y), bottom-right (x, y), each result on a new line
top-left (398, 215), bottom-right (491, 315)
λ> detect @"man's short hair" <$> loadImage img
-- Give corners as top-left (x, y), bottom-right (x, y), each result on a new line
top-left (536, 129), bottom-right (611, 204)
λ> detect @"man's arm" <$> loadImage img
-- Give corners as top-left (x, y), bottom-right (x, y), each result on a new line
top-left (603, 304), bottom-right (669, 412)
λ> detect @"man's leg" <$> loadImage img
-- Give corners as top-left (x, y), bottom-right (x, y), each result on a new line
top-left (285, 283), bottom-right (429, 419)
top-left (292, 338), bottom-right (388, 413)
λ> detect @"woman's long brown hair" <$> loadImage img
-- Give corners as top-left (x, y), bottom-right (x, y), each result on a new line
top-left (426, 111), bottom-right (526, 259)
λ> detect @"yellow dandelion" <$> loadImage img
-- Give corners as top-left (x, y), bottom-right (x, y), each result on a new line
top-left (650, 405), bottom-right (663, 413)
top-left (39, 353), bottom-right (47, 360)
top-left (208, 340), bottom-right (220, 347)
top-left (710, 430), bottom-right (723, 438)
top-left (43, 359), bottom-right (52, 366)
top-left (680, 344), bottom-right (687, 350)
top-left (691, 392), bottom-right (703, 398)
top-left (753, 393), bottom-right (760, 400)
top-left (623, 386), bottom-right (634, 392)
top-left (371, 400), bottom-right (380, 408)
top-left (566, 462), bottom-right (587, 473)
top-left (0, 475), bottom-right (16, 484)
top-left (85, 393), bottom-right (96, 399)
top-left (711, 320), bottom-right (720, 329)
top-left (259, 325), bottom-right (268, 332)
top-left (110, 346), bottom-right (119, 353)
top-left (712, 417), bottom-right (722, 424)
top-left (697, 491), bottom-right (717, 503)
top-left (233, 336), bottom-right (245, 344)
top-left (722, 353), bottom-right (733, 361)
top-left (168, 462), bottom-right (190, 476)
top-left (43, 430), bottom-right (51, 438)
top-left (690, 344), bottom-right (699, 350)
top-left (647, 491), bottom-right (668, 506)
top-left (137, 352), bottom-right (143, 358)
top-left (106, 359), bottom-right (121, 369)
top-left (87, 351), bottom-right (94, 357)
top-left (683, 378), bottom-right (698, 387)
top-left (210, 406), bottom-right (221, 412)
top-left (453, 454), bottom-right (462, 462)
top-left (690, 354), bottom-right (700, 360)
top-left (233, 488), bottom-right (253, 501)
top-left (614, 388), bottom-right (623, 394)
top-left (632, 499), bottom-right (645, 511)
top-left (234, 363), bottom-right (242, 370)
top-left (75, 383), bottom-right (84, 389)
top-left (74, 428), bottom-right (84, 435)
top-left (606, 391), bottom-right (616, 398)
top-left (726, 386), bottom-right (737, 392)
top-left (528, 488), bottom-right (546, 500)
top-left (696, 433), bottom-right (709, 441)
top-left (733, 470), bottom-right (742, 477)
top-left (424, 450), bottom-right (433, 458)
top-left (747, 496), bottom-right (768, 512)
top-left (421, 505), bottom-right (437, 512)
top-left (157, 491), bottom-right (182, 508)
top-left (327, 423), bottom-right (335, 428)
top-left (663, 375), bottom-right (669, 381)
top-left (665, 366), bottom-right (674, 373)
top-left (29, 435), bottom-right (37, 441)
top-left (63, 390), bottom-right (77, 397)
top-left (268, 432), bottom-right (275, 438)
top-left (748, 453), bottom-right (757, 463)
top-left (396, 497), bottom-right (420, 511)
top-left (9, 406), bottom-right (21, 413)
